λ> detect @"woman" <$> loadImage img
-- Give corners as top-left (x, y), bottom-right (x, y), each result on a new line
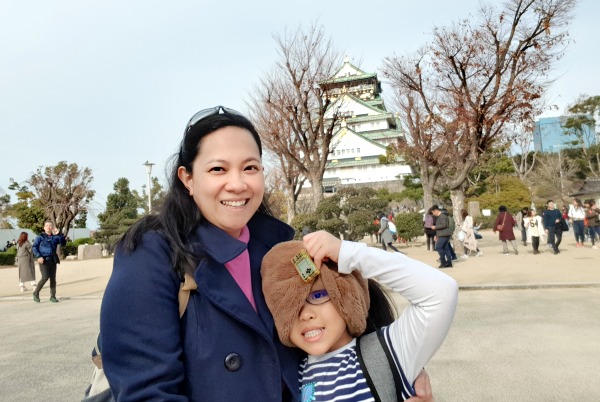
top-left (16, 232), bottom-right (36, 292)
top-left (584, 199), bottom-right (600, 249)
top-left (377, 211), bottom-right (401, 253)
top-left (493, 206), bottom-right (518, 255)
top-left (459, 209), bottom-right (482, 258)
top-left (423, 208), bottom-right (436, 252)
top-left (99, 106), bottom-right (433, 401)
top-left (568, 198), bottom-right (586, 247)
top-left (523, 209), bottom-right (545, 254)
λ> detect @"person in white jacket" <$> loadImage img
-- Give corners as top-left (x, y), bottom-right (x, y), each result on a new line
top-left (568, 198), bottom-right (586, 247)
top-left (262, 231), bottom-right (458, 401)
top-left (524, 209), bottom-right (545, 254)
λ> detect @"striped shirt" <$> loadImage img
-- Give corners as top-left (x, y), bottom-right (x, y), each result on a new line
top-left (298, 328), bottom-right (414, 402)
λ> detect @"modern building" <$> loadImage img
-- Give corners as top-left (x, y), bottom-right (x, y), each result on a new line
top-left (533, 116), bottom-right (597, 153)
top-left (317, 58), bottom-right (413, 193)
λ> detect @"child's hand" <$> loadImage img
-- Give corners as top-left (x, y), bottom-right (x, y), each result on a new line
top-left (302, 231), bottom-right (342, 269)
top-left (407, 369), bottom-right (434, 401)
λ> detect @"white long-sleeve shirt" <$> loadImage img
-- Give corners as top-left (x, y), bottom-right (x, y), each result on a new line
top-left (298, 241), bottom-right (458, 401)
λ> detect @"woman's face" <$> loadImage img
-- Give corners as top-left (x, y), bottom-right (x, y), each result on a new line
top-left (178, 126), bottom-right (264, 238)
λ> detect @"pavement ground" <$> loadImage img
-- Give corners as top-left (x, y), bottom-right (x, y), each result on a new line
top-left (1, 229), bottom-right (599, 401)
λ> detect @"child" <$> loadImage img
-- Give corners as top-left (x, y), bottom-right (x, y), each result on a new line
top-left (262, 231), bottom-right (458, 401)
top-left (524, 209), bottom-right (544, 254)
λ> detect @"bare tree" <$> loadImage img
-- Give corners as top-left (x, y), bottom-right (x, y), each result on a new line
top-left (509, 123), bottom-right (538, 180)
top-left (248, 22), bottom-right (342, 210)
top-left (383, 0), bottom-right (576, 222)
top-left (27, 161), bottom-right (95, 233)
top-left (561, 95), bottom-right (600, 177)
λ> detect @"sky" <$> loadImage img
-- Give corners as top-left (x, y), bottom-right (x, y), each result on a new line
top-left (1, 0), bottom-right (598, 229)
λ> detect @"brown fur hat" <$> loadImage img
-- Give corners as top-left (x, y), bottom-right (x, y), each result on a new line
top-left (261, 240), bottom-right (370, 348)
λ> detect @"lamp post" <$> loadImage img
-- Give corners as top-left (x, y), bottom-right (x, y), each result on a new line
top-left (552, 145), bottom-right (565, 199)
top-left (142, 161), bottom-right (155, 213)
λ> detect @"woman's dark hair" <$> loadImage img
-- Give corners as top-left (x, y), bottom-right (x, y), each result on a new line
top-left (364, 279), bottom-right (397, 334)
top-left (461, 209), bottom-right (468, 220)
top-left (17, 232), bottom-right (28, 247)
top-left (499, 205), bottom-right (507, 212)
top-left (573, 198), bottom-right (582, 208)
top-left (119, 111), bottom-right (271, 276)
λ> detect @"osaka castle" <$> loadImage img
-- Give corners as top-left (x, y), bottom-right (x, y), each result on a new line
top-left (319, 57), bottom-right (413, 193)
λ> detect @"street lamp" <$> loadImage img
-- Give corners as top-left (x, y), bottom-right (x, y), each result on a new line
top-left (142, 161), bottom-right (155, 213)
top-left (552, 145), bottom-right (565, 199)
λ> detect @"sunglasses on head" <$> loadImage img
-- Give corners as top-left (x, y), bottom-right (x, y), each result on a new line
top-left (185, 105), bottom-right (244, 132)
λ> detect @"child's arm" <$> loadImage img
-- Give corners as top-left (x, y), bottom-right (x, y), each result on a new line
top-left (338, 238), bottom-right (458, 385)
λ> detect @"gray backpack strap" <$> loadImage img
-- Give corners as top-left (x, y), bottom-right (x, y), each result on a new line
top-left (356, 330), bottom-right (403, 402)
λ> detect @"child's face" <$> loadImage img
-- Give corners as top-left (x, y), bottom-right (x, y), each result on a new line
top-left (289, 277), bottom-right (352, 355)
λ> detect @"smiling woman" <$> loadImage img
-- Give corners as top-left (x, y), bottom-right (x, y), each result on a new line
top-left (98, 106), bottom-right (300, 401)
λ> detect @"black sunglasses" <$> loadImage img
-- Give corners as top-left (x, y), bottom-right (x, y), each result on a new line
top-left (185, 105), bottom-right (244, 132)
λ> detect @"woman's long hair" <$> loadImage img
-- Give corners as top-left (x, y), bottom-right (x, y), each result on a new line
top-left (17, 232), bottom-right (28, 247)
top-left (364, 279), bottom-right (398, 334)
top-left (119, 111), bottom-right (271, 276)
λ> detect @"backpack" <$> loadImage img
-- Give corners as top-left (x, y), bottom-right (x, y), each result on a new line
top-left (357, 329), bottom-right (410, 401)
top-left (387, 221), bottom-right (397, 235)
top-left (82, 274), bottom-right (197, 402)
top-left (447, 215), bottom-right (456, 232)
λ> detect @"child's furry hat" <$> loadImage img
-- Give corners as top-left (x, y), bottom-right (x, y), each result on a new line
top-left (261, 240), bottom-right (370, 348)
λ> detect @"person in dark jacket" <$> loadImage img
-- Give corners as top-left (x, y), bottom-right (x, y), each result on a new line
top-left (32, 221), bottom-right (66, 303)
top-left (543, 200), bottom-right (563, 254)
top-left (431, 205), bottom-right (453, 268)
top-left (98, 106), bottom-right (435, 402)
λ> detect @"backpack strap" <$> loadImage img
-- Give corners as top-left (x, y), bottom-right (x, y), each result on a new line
top-left (356, 330), bottom-right (403, 402)
top-left (178, 273), bottom-right (198, 318)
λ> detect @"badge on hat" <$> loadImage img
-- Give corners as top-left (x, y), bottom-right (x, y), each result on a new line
top-left (291, 249), bottom-right (320, 283)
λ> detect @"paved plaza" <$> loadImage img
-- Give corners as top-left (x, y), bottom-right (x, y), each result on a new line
top-left (1, 230), bottom-right (599, 401)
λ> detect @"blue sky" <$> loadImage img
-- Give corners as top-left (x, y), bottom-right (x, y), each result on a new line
top-left (1, 0), bottom-right (598, 229)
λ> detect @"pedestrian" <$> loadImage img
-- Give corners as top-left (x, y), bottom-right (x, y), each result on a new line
top-left (32, 221), bottom-right (66, 303)
top-left (430, 205), bottom-right (453, 267)
top-left (261, 230), bottom-right (458, 401)
top-left (16, 232), bottom-right (36, 292)
top-left (377, 211), bottom-right (401, 253)
top-left (373, 215), bottom-right (381, 244)
top-left (543, 200), bottom-right (563, 254)
top-left (514, 207), bottom-right (529, 246)
top-left (423, 207), bottom-right (436, 252)
top-left (583, 199), bottom-right (600, 249)
top-left (98, 105), bottom-right (436, 402)
top-left (523, 209), bottom-right (544, 254)
top-left (493, 206), bottom-right (518, 255)
top-left (568, 198), bottom-right (586, 247)
top-left (459, 209), bottom-right (482, 258)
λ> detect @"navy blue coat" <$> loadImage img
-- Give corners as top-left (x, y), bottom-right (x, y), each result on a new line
top-left (32, 232), bottom-right (66, 263)
top-left (100, 213), bottom-right (300, 401)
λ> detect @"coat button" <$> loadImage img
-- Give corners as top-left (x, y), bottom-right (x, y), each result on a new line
top-left (224, 353), bottom-right (241, 371)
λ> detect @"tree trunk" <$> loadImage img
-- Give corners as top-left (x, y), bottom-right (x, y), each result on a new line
top-left (307, 174), bottom-right (323, 211)
top-left (286, 195), bottom-right (296, 224)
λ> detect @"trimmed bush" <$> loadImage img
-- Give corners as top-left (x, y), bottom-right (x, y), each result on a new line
top-left (0, 247), bottom-right (17, 266)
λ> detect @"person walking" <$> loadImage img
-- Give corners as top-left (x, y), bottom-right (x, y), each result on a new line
top-left (568, 198), bottom-right (586, 247)
top-left (543, 200), bottom-right (563, 254)
top-left (524, 209), bottom-right (545, 254)
top-left (459, 209), bottom-right (482, 258)
top-left (377, 211), bottom-right (401, 252)
top-left (584, 199), bottom-right (600, 249)
top-left (514, 207), bottom-right (529, 246)
top-left (16, 232), bottom-right (36, 292)
top-left (431, 206), bottom-right (453, 268)
top-left (32, 221), bottom-right (66, 302)
top-left (493, 206), bottom-right (518, 255)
